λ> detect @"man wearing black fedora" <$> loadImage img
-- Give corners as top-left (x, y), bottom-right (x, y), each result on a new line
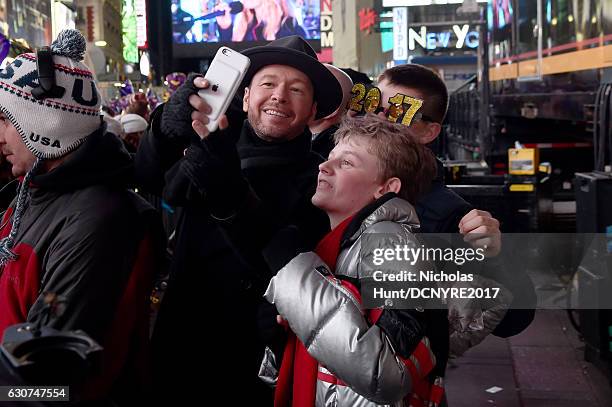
top-left (135, 36), bottom-right (342, 402)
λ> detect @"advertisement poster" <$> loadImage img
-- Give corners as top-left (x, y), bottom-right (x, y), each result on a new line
top-left (172, 0), bottom-right (321, 44)
top-left (5, 0), bottom-right (52, 48)
top-left (0, 0), bottom-right (7, 36)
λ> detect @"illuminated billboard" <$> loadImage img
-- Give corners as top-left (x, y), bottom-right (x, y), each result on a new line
top-left (171, 0), bottom-right (320, 44)
top-left (136, 0), bottom-right (147, 49)
top-left (0, 0), bottom-right (7, 36)
top-left (3, 0), bottom-right (52, 48)
top-left (382, 0), bottom-right (488, 6)
top-left (123, 0), bottom-right (138, 63)
top-left (317, 0), bottom-right (331, 62)
top-left (51, 1), bottom-right (76, 39)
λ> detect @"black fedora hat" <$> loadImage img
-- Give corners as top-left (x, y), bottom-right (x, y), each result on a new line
top-left (241, 36), bottom-right (342, 119)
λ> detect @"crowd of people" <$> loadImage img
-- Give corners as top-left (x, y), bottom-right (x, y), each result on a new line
top-left (0, 29), bottom-right (534, 406)
top-left (101, 92), bottom-right (151, 154)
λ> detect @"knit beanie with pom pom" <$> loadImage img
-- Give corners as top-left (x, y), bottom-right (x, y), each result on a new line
top-left (0, 29), bottom-right (101, 266)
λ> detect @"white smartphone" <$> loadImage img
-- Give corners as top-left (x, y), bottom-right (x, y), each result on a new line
top-left (198, 46), bottom-right (251, 132)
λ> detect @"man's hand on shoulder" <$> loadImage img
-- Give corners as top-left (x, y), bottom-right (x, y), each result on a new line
top-left (459, 209), bottom-right (501, 257)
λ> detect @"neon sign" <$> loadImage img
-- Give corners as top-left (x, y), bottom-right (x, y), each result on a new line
top-left (359, 8), bottom-right (377, 35)
top-left (320, 0), bottom-right (333, 48)
top-left (409, 24), bottom-right (479, 50)
top-left (383, 0), bottom-right (488, 7)
top-left (136, 0), bottom-right (148, 49)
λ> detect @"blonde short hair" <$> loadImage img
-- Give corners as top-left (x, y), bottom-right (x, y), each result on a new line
top-left (334, 114), bottom-right (437, 204)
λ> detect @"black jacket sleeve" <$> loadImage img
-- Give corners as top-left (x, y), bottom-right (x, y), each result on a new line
top-left (220, 160), bottom-right (329, 283)
top-left (417, 183), bottom-right (535, 338)
top-left (25, 192), bottom-right (146, 344)
top-left (376, 310), bottom-right (425, 359)
top-left (481, 258), bottom-right (536, 338)
top-left (134, 104), bottom-right (188, 195)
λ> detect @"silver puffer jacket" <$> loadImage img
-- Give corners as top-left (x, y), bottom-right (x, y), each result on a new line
top-left (264, 197), bottom-right (511, 406)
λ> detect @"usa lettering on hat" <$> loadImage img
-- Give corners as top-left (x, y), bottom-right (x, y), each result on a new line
top-left (0, 29), bottom-right (102, 160)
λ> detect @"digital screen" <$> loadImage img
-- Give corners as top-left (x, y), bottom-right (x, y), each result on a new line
top-left (51, 2), bottom-right (76, 39)
top-left (1, 0), bottom-right (52, 48)
top-left (0, 0), bottom-right (7, 37)
top-left (171, 0), bottom-right (320, 44)
top-left (123, 0), bottom-right (138, 63)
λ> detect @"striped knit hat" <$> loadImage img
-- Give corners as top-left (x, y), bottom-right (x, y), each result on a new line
top-left (0, 29), bottom-right (101, 266)
top-left (0, 29), bottom-right (101, 160)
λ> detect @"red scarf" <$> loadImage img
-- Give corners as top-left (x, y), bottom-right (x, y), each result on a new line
top-left (274, 216), bottom-right (354, 407)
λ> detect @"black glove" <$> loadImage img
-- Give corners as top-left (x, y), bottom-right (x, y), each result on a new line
top-left (160, 72), bottom-right (203, 142)
top-left (181, 128), bottom-right (247, 217)
top-left (257, 301), bottom-right (287, 357)
top-left (376, 309), bottom-right (425, 359)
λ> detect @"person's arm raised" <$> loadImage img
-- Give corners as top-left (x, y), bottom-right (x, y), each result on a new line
top-left (135, 73), bottom-right (242, 197)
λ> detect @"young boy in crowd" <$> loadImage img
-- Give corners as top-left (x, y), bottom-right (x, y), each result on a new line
top-left (263, 114), bottom-right (511, 406)
top-left (264, 113), bottom-right (439, 406)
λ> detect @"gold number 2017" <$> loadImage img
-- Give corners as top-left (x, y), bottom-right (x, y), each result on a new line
top-left (349, 84), bottom-right (382, 113)
top-left (349, 83), bottom-right (366, 112)
top-left (386, 93), bottom-right (424, 126)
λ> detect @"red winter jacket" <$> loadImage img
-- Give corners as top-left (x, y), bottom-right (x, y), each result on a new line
top-left (0, 128), bottom-right (161, 401)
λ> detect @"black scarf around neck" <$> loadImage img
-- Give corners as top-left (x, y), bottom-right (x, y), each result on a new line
top-left (237, 120), bottom-right (312, 169)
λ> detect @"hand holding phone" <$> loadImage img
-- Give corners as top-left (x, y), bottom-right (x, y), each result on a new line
top-left (188, 79), bottom-right (229, 138)
top-left (197, 46), bottom-right (250, 133)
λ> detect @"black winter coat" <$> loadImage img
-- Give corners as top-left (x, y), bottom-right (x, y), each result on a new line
top-left (134, 106), bottom-right (329, 403)
top-left (416, 160), bottom-right (535, 339)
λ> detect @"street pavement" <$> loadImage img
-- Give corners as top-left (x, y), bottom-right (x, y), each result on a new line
top-left (446, 310), bottom-right (612, 406)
